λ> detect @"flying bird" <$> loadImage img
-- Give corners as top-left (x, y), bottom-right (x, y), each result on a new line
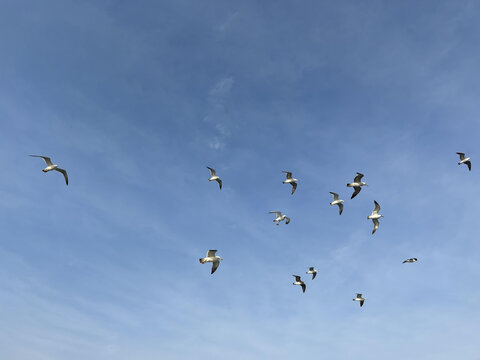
top-left (269, 211), bottom-right (290, 225)
top-left (282, 171), bottom-right (298, 195)
top-left (353, 293), bottom-right (365, 307)
top-left (456, 152), bottom-right (471, 171)
top-left (367, 200), bottom-right (383, 234)
top-left (199, 250), bottom-right (223, 274)
top-left (346, 172), bottom-right (367, 199)
top-left (292, 275), bottom-right (306, 293)
top-left (329, 192), bottom-right (344, 215)
top-left (29, 155), bottom-right (68, 185)
top-left (207, 166), bottom-right (222, 189)
top-left (306, 267), bottom-right (318, 280)
top-left (402, 258), bottom-right (418, 264)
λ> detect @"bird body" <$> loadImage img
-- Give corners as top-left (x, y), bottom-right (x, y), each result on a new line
top-left (456, 152), bottom-right (471, 171)
top-left (282, 171), bottom-right (298, 194)
top-left (269, 211), bottom-right (290, 225)
top-left (329, 192), bottom-right (344, 215)
top-left (292, 275), bottom-right (306, 293)
top-left (347, 172), bottom-right (367, 199)
top-left (207, 166), bottom-right (222, 189)
top-left (29, 155), bottom-right (68, 185)
top-left (402, 258), bottom-right (418, 263)
top-left (199, 250), bottom-right (223, 274)
top-left (353, 293), bottom-right (365, 307)
top-left (367, 200), bottom-right (383, 234)
top-left (306, 267), bottom-right (317, 280)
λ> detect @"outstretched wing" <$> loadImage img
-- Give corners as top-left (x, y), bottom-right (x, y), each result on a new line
top-left (360, 300), bottom-right (364, 307)
top-left (291, 182), bottom-right (297, 195)
top-left (216, 178), bottom-right (222, 189)
top-left (293, 275), bottom-right (301, 282)
top-left (285, 217), bottom-right (290, 224)
top-left (373, 200), bottom-right (381, 214)
top-left (354, 172), bottom-right (364, 182)
top-left (29, 155), bottom-right (53, 166)
top-left (329, 192), bottom-right (339, 200)
top-left (206, 166), bottom-right (216, 176)
top-left (457, 152), bottom-right (465, 160)
top-left (207, 250), bottom-right (217, 257)
top-left (338, 203), bottom-right (344, 215)
top-left (466, 160), bottom-right (471, 171)
top-left (283, 171), bottom-right (292, 179)
top-left (211, 260), bottom-right (220, 274)
top-left (351, 186), bottom-right (361, 199)
top-left (372, 218), bottom-right (379, 234)
top-left (311, 272), bottom-right (317, 280)
top-left (301, 283), bottom-right (306, 293)
top-left (269, 211), bottom-right (282, 217)
top-left (55, 168), bottom-right (68, 186)
top-left (357, 293), bottom-right (362, 298)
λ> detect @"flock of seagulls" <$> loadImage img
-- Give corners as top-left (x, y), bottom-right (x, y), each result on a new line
top-left (28, 152), bottom-right (472, 308)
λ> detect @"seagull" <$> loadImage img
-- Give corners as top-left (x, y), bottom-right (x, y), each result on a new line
top-left (456, 152), bottom-right (471, 171)
top-left (306, 267), bottom-right (318, 280)
top-left (292, 275), bottom-right (306, 293)
top-left (269, 211), bottom-right (290, 225)
top-left (282, 171), bottom-right (298, 195)
top-left (29, 155), bottom-right (68, 185)
top-left (402, 258), bottom-right (418, 264)
top-left (353, 293), bottom-right (365, 307)
top-left (367, 200), bottom-right (383, 234)
top-left (207, 166), bottom-right (222, 189)
top-left (199, 250), bottom-right (223, 274)
top-left (346, 172), bottom-right (367, 199)
top-left (329, 192), bottom-right (344, 215)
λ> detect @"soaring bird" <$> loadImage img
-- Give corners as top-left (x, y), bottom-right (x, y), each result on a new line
top-left (292, 275), bottom-right (306, 293)
top-left (353, 293), bottom-right (365, 307)
top-left (456, 152), bottom-right (471, 171)
top-left (402, 258), bottom-right (418, 264)
top-left (269, 211), bottom-right (290, 225)
top-left (207, 166), bottom-right (222, 189)
top-left (199, 250), bottom-right (223, 274)
top-left (306, 267), bottom-right (318, 280)
top-left (329, 192), bottom-right (344, 215)
top-left (282, 171), bottom-right (298, 195)
top-left (29, 155), bottom-right (68, 186)
top-left (347, 172), bottom-right (367, 199)
top-left (367, 200), bottom-right (383, 234)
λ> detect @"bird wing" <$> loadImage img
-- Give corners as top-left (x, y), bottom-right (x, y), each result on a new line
top-left (351, 186), bottom-right (361, 199)
top-left (372, 218), bottom-right (379, 234)
top-left (283, 171), bottom-right (292, 179)
top-left (269, 211), bottom-right (282, 217)
top-left (330, 192), bottom-right (339, 200)
top-left (466, 161), bottom-right (471, 171)
top-left (312, 272), bottom-right (317, 280)
top-left (373, 200), bottom-right (381, 214)
top-left (30, 155), bottom-right (53, 166)
top-left (338, 203), bottom-right (343, 215)
top-left (216, 178), bottom-right (222, 189)
top-left (402, 259), bottom-right (408, 263)
top-left (457, 152), bottom-right (465, 160)
top-left (357, 293), bottom-right (362, 298)
top-left (360, 300), bottom-right (364, 307)
top-left (55, 168), bottom-right (69, 186)
top-left (285, 217), bottom-right (290, 224)
top-left (206, 166), bottom-right (216, 176)
top-left (207, 250), bottom-right (217, 257)
top-left (301, 283), bottom-right (306, 293)
top-left (354, 172), bottom-right (364, 182)
top-left (293, 275), bottom-right (301, 282)
top-left (309, 267), bottom-right (314, 271)
top-left (291, 182), bottom-right (297, 195)
top-left (211, 260), bottom-right (219, 274)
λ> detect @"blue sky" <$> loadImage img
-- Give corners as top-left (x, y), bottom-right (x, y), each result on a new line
top-left (1, 1), bottom-right (480, 359)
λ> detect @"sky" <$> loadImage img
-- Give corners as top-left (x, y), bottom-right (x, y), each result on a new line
top-left (1, 1), bottom-right (480, 359)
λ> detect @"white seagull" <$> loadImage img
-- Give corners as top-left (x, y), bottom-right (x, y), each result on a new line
top-left (292, 275), bottom-right (306, 293)
top-left (402, 258), bottom-right (418, 264)
top-left (306, 267), bottom-right (318, 280)
top-left (367, 200), bottom-right (383, 234)
top-left (347, 172), bottom-right (367, 199)
top-left (199, 250), bottom-right (223, 274)
top-left (456, 152), bottom-right (471, 171)
top-left (29, 155), bottom-right (68, 186)
top-left (207, 166), bottom-right (222, 189)
top-left (329, 192), bottom-right (344, 215)
top-left (353, 293), bottom-right (365, 307)
top-left (269, 211), bottom-right (290, 225)
top-left (282, 171), bottom-right (298, 195)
